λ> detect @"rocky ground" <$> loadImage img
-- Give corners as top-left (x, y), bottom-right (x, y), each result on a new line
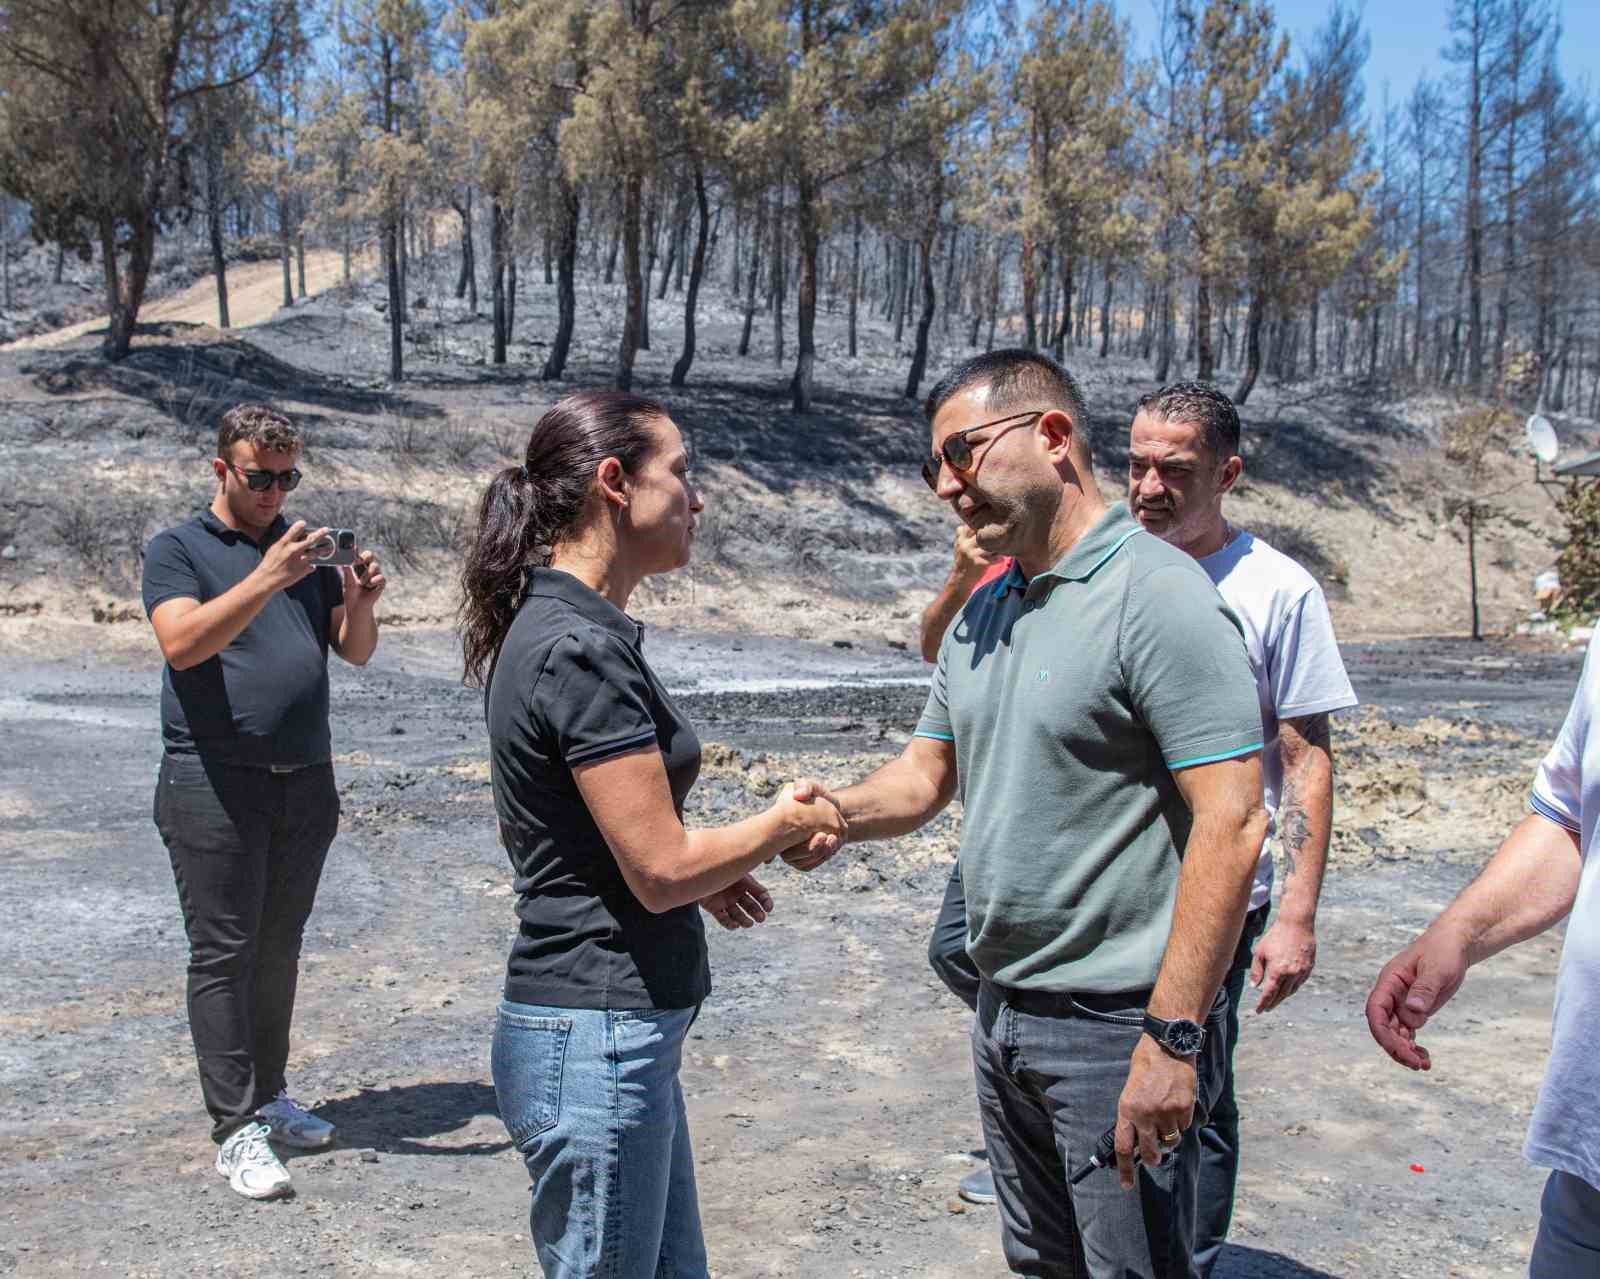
top-left (0, 242), bottom-right (1594, 1277)
top-left (0, 622), bottom-right (1584, 1279)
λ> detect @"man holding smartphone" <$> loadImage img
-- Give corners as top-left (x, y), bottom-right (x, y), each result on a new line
top-left (142, 403), bottom-right (384, 1199)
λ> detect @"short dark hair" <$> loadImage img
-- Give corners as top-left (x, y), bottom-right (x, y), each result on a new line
top-left (458, 390), bottom-right (666, 688)
top-left (923, 348), bottom-right (1090, 448)
top-left (1134, 382), bottom-right (1241, 459)
top-left (217, 403), bottom-right (302, 459)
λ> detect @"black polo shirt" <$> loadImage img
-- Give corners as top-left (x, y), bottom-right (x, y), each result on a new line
top-left (486, 568), bottom-right (708, 1011)
top-left (141, 511), bottom-right (343, 768)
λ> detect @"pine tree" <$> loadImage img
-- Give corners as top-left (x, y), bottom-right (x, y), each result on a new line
top-left (0, 0), bottom-right (294, 359)
top-left (342, 0), bottom-right (436, 381)
top-left (733, 0), bottom-right (957, 413)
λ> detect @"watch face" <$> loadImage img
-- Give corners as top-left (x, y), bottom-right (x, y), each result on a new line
top-left (1168, 1020), bottom-right (1205, 1055)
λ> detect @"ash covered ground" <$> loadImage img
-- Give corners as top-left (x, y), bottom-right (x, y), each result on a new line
top-left (0, 627), bottom-right (1581, 1278)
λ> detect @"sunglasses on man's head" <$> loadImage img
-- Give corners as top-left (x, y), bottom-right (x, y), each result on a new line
top-left (921, 411), bottom-right (1043, 491)
top-left (225, 460), bottom-right (302, 492)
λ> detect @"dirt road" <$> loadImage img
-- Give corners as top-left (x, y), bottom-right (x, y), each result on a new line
top-left (1, 247), bottom-right (372, 352)
top-left (0, 625), bottom-right (1581, 1278)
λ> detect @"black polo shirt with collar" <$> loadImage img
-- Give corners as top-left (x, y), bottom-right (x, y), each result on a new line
top-left (485, 567), bottom-right (708, 1011)
top-left (141, 510), bottom-right (344, 768)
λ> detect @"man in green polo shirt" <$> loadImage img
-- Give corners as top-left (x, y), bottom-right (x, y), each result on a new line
top-left (798, 350), bottom-right (1266, 1278)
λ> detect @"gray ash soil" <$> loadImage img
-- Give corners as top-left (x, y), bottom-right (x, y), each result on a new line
top-left (0, 629), bottom-right (1584, 1278)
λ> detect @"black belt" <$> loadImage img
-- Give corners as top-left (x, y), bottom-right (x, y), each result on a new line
top-left (982, 982), bottom-right (1152, 1019)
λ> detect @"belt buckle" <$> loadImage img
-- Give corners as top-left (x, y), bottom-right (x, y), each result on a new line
top-left (269, 764), bottom-right (297, 775)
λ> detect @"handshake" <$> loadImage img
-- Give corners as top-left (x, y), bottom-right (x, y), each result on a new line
top-left (699, 777), bottom-right (848, 931)
top-left (775, 776), bottom-right (849, 871)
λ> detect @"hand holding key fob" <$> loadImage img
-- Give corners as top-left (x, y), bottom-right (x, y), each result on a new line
top-left (1068, 1124), bottom-right (1178, 1185)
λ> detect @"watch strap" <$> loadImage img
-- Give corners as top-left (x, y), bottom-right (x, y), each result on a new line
top-left (1142, 1011), bottom-right (1206, 1056)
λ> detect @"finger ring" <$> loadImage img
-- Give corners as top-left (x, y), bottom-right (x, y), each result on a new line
top-left (1159, 1129), bottom-right (1181, 1145)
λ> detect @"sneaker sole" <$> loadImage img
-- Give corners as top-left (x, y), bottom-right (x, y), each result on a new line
top-left (216, 1161), bottom-right (293, 1201)
top-left (226, 1176), bottom-right (294, 1201)
top-left (264, 1127), bottom-right (335, 1150)
top-left (958, 1187), bottom-right (998, 1205)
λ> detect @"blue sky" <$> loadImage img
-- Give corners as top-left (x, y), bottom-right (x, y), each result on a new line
top-left (1119, 0), bottom-right (1599, 119)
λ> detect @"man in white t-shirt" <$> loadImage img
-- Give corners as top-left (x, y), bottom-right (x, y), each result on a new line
top-left (1128, 382), bottom-right (1358, 1276)
top-left (1367, 634), bottom-right (1600, 1274)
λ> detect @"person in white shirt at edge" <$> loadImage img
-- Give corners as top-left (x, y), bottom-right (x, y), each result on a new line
top-left (916, 381), bottom-right (1358, 1261)
top-left (1125, 383), bottom-right (1358, 1274)
top-left (1367, 632), bottom-right (1600, 1276)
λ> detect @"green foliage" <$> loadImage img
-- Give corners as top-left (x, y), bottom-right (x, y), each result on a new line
top-left (1556, 481), bottom-right (1600, 618)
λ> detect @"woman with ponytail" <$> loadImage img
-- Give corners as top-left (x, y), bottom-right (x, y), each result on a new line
top-left (460, 390), bottom-right (845, 1277)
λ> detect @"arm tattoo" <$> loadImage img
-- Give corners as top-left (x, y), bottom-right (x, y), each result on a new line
top-left (1276, 713), bottom-right (1330, 879)
top-left (1278, 772), bottom-right (1309, 878)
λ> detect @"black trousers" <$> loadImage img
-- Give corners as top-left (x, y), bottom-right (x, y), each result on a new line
top-left (1193, 903), bottom-right (1270, 1277)
top-left (153, 753), bottom-right (339, 1142)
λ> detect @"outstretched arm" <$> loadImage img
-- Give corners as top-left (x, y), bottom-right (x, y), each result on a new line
top-left (783, 733), bottom-right (960, 873)
top-left (1365, 812), bottom-right (1581, 1071)
top-left (829, 734), bottom-right (960, 842)
top-left (574, 749), bottom-right (845, 913)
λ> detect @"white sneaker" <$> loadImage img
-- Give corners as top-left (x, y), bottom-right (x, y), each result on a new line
top-left (257, 1090), bottom-right (336, 1149)
top-left (215, 1121), bottom-right (292, 1200)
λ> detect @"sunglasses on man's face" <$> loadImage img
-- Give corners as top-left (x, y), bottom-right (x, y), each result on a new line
top-left (225, 460), bottom-right (302, 492)
top-left (921, 411), bottom-right (1043, 492)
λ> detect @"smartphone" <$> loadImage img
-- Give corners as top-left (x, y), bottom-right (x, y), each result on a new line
top-left (310, 528), bottom-right (360, 567)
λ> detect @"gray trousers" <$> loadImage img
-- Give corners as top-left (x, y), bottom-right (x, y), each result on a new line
top-left (973, 980), bottom-right (1229, 1279)
top-left (1530, 1169), bottom-right (1600, 1277)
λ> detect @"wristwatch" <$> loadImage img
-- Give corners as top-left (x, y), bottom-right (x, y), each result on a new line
top-left (1142, 1012), bottom-right (1206, 1058)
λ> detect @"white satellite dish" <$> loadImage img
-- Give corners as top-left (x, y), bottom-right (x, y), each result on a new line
top-left (1526, 413), bottom-right (1559, 464)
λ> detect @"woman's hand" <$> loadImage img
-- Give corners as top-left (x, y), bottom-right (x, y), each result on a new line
top-left (776, 778), bottom-right (847, 871)
top-left (700, 873), bottom-right (774, 930)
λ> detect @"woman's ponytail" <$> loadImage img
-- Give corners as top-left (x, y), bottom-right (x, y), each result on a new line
top-left (457, 390), bottom-right (664, 688)
top-left (459, 465), bottom-right (539, 688)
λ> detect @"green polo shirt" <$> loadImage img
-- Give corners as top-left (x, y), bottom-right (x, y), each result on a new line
top-left (915, 502), bottom-right (1263, 994)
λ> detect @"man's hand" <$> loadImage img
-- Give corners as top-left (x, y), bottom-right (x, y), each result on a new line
top-left (920, 527), bottom-right (1004, 661)
top-left (700, 873), bottom-right (774, 930)
top-left (1364, 928), bottom-right (1470, 1072)
top-left (343, 550), bottom-right (386, 612)
top-left (255, 521), bottom-right (329, 593)
top-left (951, 524), bottom-right (1001, 581)
top-left (1250, 916), bottom-right (1316, 1014)
top-left (778, 778), bottom-right (847, 871)
top-left (1114, 1036), bottom-right (1198, 1189)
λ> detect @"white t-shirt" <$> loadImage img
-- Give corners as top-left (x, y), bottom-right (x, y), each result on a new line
top-left (1198, 531), bottom-right (1359, 911)
top-left (1526, 631), bottom-right (1600, 1189)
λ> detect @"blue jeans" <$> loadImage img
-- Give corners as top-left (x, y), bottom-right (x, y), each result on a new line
top-left (973, 981), bottom-right (1229, 1279)
top-left (1530, 1169), bottom-right (1600, 1277)
top-left (492, 1000), bottom-right (708, 1279)
top-left (1193, 903), bottom-right (1270, 1276)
